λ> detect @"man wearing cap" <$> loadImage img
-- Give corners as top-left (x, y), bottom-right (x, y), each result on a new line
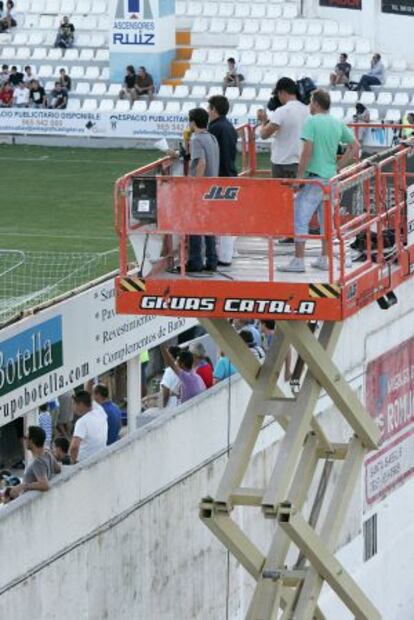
top-left (190, 342), bottom-right (214, 388)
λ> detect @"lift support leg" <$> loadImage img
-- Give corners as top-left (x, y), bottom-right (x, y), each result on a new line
top-left (199, 319), bottom-right (381, 620)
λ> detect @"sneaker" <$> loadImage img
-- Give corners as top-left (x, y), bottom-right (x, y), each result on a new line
top-left (217, 261), bottom-right (232, 267)
top-left (204, 264), bottom-right (217, 272)
top-left (171, 263), bottom-right (203, 273)
top-left (277, 237), bottom-right (294, 245)
top-left (278, 257), bottom-right (305, 273)
top-left (311, 256), bottom-right (329, 271)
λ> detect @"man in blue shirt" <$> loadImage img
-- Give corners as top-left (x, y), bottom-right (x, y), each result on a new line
top-left (93, 384), bottom-right (122, 445)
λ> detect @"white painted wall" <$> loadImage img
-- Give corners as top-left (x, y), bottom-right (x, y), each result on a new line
top-left (2, 279), bottom-right (414, 619)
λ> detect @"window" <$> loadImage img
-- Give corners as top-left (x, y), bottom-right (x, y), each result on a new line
top-left (363, 514), bottom-right (378, 561)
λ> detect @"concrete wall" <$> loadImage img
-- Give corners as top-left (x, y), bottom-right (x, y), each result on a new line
top-left (2, 279), bottom-right (414, 619)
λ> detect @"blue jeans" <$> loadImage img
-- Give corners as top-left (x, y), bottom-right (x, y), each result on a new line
top-left (188, 235), bottom-right (217, 269)
top-left (357, 75), bottom-right (381, 91)
top-left (294, 179), bottom-right (329, 241)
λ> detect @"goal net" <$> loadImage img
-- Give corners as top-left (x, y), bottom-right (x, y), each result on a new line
top-left (0, 249), bottom-right (118, 327)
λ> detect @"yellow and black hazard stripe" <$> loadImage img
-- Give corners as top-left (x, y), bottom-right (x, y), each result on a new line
top-left (308, 283), bottom-right (341, 299)
top-left (119, 277), bottom-right (146, 293)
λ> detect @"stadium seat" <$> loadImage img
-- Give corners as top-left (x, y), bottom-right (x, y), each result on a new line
top-left (291, 20), bottom-right (307, 36)
top-left (76, 16), bottom-right (97, 30)
top-left (192, 49), bottom-right (207, 64)
top-left (181, 101), bottom-right (194, 114)
top-left (107, 84), bottom-right (121, 96)
top-left (39, 15), bottom-right (55, 28)
top-left (267, 5), bottom-right (282, 18)
top-left (385, 109), bottom-right (401, 122)
top-left (240, 87), bottom-right (256, 101)
top-left (158, 85), bottom-right (174, 98)
top-left (259, 20), bottom-right (275, 35)
top-left (66, 98), bottom-right (81, 110)
top-left (13, 33), bottom-right (29, 46)
top-left (23, 14), bottom-right (38, 28)
top-left (48, 48), bottom-right (64, 60)
top-left (148, 101), bottom-right (164, 113)
top-left (85, 66), bottom-right (100, 80)
top-left (227, 19), bottom-right (243, 34)
top-left (343, 91), bottom-right (358, 105)
top-left (114, 99), bottom-right (130, 112)
top-left (393, 93), bottom-right (409, 107)
top-left (370, 108), bottom-right (380, 121)
top-left (331, 107), bottom-right (344, 120)
top-left (377, 92), bottom-right (392, 106)
top-left (203, 3), bottom-right (218, 16)
top-left (257, 51), bottom-right (272, 66)
top-left (173, 85), bottom-right (189, 98)
top-left (208, 49), bottom-right (224, 64)
top-left (38, 64), bottom-right (54, 78)
top-left (232, 103), bottom-right (248, 117)
top-left (192, 18), bottom-right (208, 33)
top-left (165, 101), bottom-right (181, 113)
top-left (324, 22), bottom-right (339, 36)
top-left (31, 47), bottom-right (47, 60)
top-left (322, 39), bottom-right (337, 54)
top-left (283, 4), bottom-right (298, 18)
top-left (91, 0), bottom-right (107, 13)
top-left (339, 23), bottom-right (353, 37)
top-left (82, 98), bottom-right (98, 111)
top-left (290, 54), bottom-right (306, 68)
top-left (355, 40), bottom-right (371, 54)
top-left (262, 70), bottom-right (279, 85)
top-left (70, 66), bottom-right (84, 79)
top-left (235, 4), bottom-right (249, 18)
top-left (76, 0), bottom-right (91, 13)
top-left (340, 40), bottom-right (354, 54)
top-left (275, 20), bottom-right (291, 35)
top-left (91, 83), bottom-right (107, 95)
top-left (257, 87), bottom-right (272, 102)
top-left (28, 33), bottom-right (44, 46)
top-left (304, 38), bottom-right (320, 53)
top-left (255, 36), bottom-right (271, 51)
top-left (306, 56), bottom-right (321, 69)
top-left (219, 4), bottom-right (234, 17)
top-left (273, 52), bottom-right (288, 67)
top-left (356, 57), bottom-right (371, 71)
top-left (251, 5), bottom-right (265, 18)
top-left (79, 49), bottom-right (94, 61)
top-left (100, 67), bottom-right (109, 80)
top-left (64, 0), bottom-right (75, 11)
top-left (360, 92), bottom-right (375, 105)
top-left (385, 75), bottom-right (401, 89)
top-left (188, 1), bottom-right (202, 15)
top-left (329, 90), bottom-right (342, 104)
top-left (97, 16), bottom-right (110, 30)
top-left (238, 35), bottom-right (254, 50)
top-left (288, 38), bottom-right (303, 52)
top-left (392, 59), bottom-right (407, 72)
top-left (45, 80), bottom-right (55, 91)
top-left (132, 100), bottom-right (148, 112)
top-left (95, 49), bottom-right (109, 61)
top-left (75, 82), bottom-right (90, 95)
top-left (2, 46), bottom-right (15, 58)
top-left (15, 47), bottom-right (31, 60)
top-left (175, 0), bottom-right (185, 15)
top-left (44, 0), bottom-right (61, 11)
top-left (401, 76), bottom-right (414, 89)
top-left (307, 22), bottom-right (322, 36)
top-left (272, 37), bottom-right (288, 52)
top-left (226, 87), bottom-right (239, 100)
top-left (64, 49), bottom-right (79, 61)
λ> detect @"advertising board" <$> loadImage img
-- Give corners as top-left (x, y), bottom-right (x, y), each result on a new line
top-left (365, 336), bottom-right (414, 506)
top-left (319, 0), bottom-right (361, 8)
top-left (382, 0), bottom-right (414, 15)
top-left (0, 276), bottom-right (196, 426)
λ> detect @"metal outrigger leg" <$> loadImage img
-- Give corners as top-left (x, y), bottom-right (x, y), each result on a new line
top-left (199, 319), bottom-right (382, 620)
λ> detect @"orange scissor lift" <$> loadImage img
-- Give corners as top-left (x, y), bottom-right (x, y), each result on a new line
top-left (115, 126), bottom-right (414, 619)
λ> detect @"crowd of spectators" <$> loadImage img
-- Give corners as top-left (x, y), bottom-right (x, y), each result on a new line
top-left (0, 382), bottom-right (122, 506)
top-left (0, 64), bottom-right (70, 108)
top-left (329, 52), bottom-right (385, 91)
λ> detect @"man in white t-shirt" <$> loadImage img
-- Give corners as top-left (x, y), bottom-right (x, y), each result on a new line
top-left (160, 345), bottom-right (182, 408)
top-left (12, 81), bottom-right (29, 107)
top-left (69, 390), bottom-right (108, 463)
top-left (257, 77), bottom-right (309, 179)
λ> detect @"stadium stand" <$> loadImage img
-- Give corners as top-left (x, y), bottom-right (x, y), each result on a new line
top-left (0, 0), bottom-right (413, 122)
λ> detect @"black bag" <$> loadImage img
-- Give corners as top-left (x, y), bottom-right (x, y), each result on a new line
top-left (296, 77), bottom-right (317, 105)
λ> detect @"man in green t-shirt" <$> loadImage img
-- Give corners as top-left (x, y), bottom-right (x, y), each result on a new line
top-left (279, 89), bottom-right (359, 272)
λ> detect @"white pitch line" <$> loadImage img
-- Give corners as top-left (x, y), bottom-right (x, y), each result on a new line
top-left (0, 155), bottom-right (50, 161)
top-left (0, 230), bottom-right (116, 240)
top-left (0, 155), bottom-right (148, 164)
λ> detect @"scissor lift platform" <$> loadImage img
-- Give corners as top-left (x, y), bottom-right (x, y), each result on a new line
top-left (114, 130), bottom-right (414, 620)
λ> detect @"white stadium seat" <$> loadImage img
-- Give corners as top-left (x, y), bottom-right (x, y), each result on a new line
top-left (29, 50), bottom-right (46, 64)
top-left (38, 64), bottom-right (53, 78)
top-left (331, 107), bottom-right (344, 120)
top-left (91, 0), bottom-right (107, 13)
top-left (79, 49), bottom-right (94, 61)
top-left (322, 39), bottom-right (337, 54)
top-left (377, 92), bottom-right (392, 106)
top-left (203, 3), bottom-right (218, 16)
top-left (13, 32), bottom-right (29, 45)
top-left (207, 86), bottom-right (222, 97)
top-left (76, 0), bottom-right (91, 13)
top-left (64, 49), bottom-right (79, 61)
top-left (288, 38), bottom-right (303, 52)
top-left (307, 22), bottom-right (322, 36)
top-left (107, 84), bottom-right (121, 96)
top-left (45, 80), bottom-right (55, 91)
top-left (181, 101), bottom-right (194, 114)
top-left (85, 66), bottom-right (100, 80)
top-left (91, 83), bottom-right (107, 95)
top-left (275, 20), bottom-right (291, 35)
top-left (232, 103), bottom-right (248, 117)
top-left (283, 4), bottom-right (298, 18)
top-left (48, 48), bottom-right (64, 60)
top-left (290, 54), bottom-right (306, 68)
top-left (257, 88), bottom-right (272, 101)
top-left (192, 49), bottom-right (207, 64)
top-left (100, 67), bottom-right (109, 80)
top-left (95, 49), bottom-right (109, 62)
top-left (272, 37), bottom-right (288, 52)
top-left (392, 59), bottom-right (407, 72)
top-left (251, 5), bottom-right (265, 18)
top-left (115, 99), bottom-right (131, 111)
top-left (226, 87), bottom-right (239, 100)
top-left (70, 66), bottom-right (84, 79)
top-left (306, 56), bottom-right (321, 69)
top-left (99, 99), bottom-right (114, 112)
top-left (44, 0), bottom-right (61, 11)
top-left (324, 22), bottom-right (339, 36)
top-left (360, 92), bottom-right (376, 105)
top-left (393, 93), bottom-right (409, 107)
top-left (208, 49), bottom-right (224, 64)
top-left (158, 85), bottom-right (174, 98)
top-left (227, 19), bottom-right (242, 34)
top-left (82, 98), bottom-right (98, 111)
top-left (28, 33), bottom-right (44, 46)
top-left (188, 1), bottom-right (202, 16)
top-left (304, 39), bottom-right (320, 53)
top-left (132, 100), bottom-right (148, 112)
top-left (255, 36), bottom-right (271, 51)
top-left (355, 40), bottom-right (371, 54)
top-left (343, 91), bottom-right (358, 105)
top-left (291, 20), bottom-right (307, 36)
top-left (148, 101), bottom-right (164, 113)
top-left (339, 23), bottom-right (353, 37)
top-left (240, 87), bottom-right (256, 101)
top-left (75, 82), bottom-right (90, 95)
top-left (97, 15), bottom-right (110, 29)
top-left (385, 109), bottom-right (401, 122)
top-left (173, 85), bottom-right (189, 98)
top-left (260, 20), bottom-right (274, 34)
top-left (249, 103), bottom-right (263, 117)
top-left (191, 85), bottom-right (207, 98)
top-left (2, 46), bottom-right (15, 57)
top-left (257, 51), bottom-right (272, 66)
top-left (329, 91), bottom-right (342, 104)
top-left (238, 35), bottom-right (254, 50)
top-left (234, 4), bottom-right (249, 18)
top-left (219, 4), bottom-right (233, 17)
top-left (39, 15), bottom-right (55, 28)
top-left (401, 76), bottom-right (414, 89)
top-left (75, 16), bottom-right (97, 30)
top-left (165, 101), bottom-right (181, 113)
top-left (192, 18), bottom-right (208, 33)
top-left (267, 5), bottom-right (282, 18)
top-left (66, 98), bottom-right (82, 111)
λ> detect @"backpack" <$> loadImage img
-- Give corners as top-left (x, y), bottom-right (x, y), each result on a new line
top-left (296, 77), bottom-right (317, 105)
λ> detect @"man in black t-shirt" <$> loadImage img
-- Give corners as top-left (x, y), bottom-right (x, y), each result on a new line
top-left (119, 65), bottom-right (137, 101)
top-left (8, 65), bottom-right (23, 86)
top-left (330, 53), bottom-right (352, 87)
top-left (29, 79), bottom-right (46, 108)
top-left (54, 15), bottom-right (75, 48)
top-left (48, 81), bottom-right (68, 109)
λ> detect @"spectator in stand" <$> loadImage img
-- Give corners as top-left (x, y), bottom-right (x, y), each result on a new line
top-left (278, 90), bottom-right (358, 273)
top-left (161, 345), bottom-right (206, 404)
top-left (402, 112), bottom-right (414, 139)
top-left (223, 57), bottom-right (244, 95)
top-left (135, 66), bottom-right (154, 100)
top-left (52, 437), bottom-right (71, 465)
top-left (0, 64), bottom-right (9, 85)
top-left (213, 352), bottom-right (237, 384)
top-left (92, 384), bottom-right (122, 445)
top-left (160, 345), bottom-right (182, 408)
top-left (8, 65), bottom-right (23, 86)
top-left (208, 94), bottom-right (238, 267)
top-left (9, 426), bottom-right (61, 498)
top-left (119, 65), bottom-right (137, 101)
top-left (38, 404), bottom-right (53, 448)
top-left (190, 342), bottom-right (213, 388)
top-left (56, 391), bottom-right (74, 439)
top-left (234, 319), bottom-right (262, 347)
top-left (29, 79), bottom-right (47, 107)
top-left (0, 82), bottom-right (13, 107)
top-left (69, 391), bottom-right (108, 464)
top-left (23, 65), bottom-right (36, 84)
top-left (58, 67), bottom-right (71, 91)
top-left (357, 53), bottom-right (385, 91)
top-left (239, 329), bottom-right (265, 361)
top-left (13, 81), bottom-right (30, 107)
top-left (330, 53), bottom-right (352, 87)
top-left (186, 107), bottom-right (220, 272)
top-left (48, 81), bottom-right (68, 109)
top-left (0, 0), bottom-right (16, 31)
top-left (54, 15), bottom-right (75, 48)
top-left (259, 320), bottom-right (292, 381)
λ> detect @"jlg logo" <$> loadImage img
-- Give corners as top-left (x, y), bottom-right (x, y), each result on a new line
top-left (203, 186), bottom-right (240, 201)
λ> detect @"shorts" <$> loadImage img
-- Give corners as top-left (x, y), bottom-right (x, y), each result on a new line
top-left (272, 163), bottom-right (298, 179)
top-left (294, 177), bottom-right (329, 240)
